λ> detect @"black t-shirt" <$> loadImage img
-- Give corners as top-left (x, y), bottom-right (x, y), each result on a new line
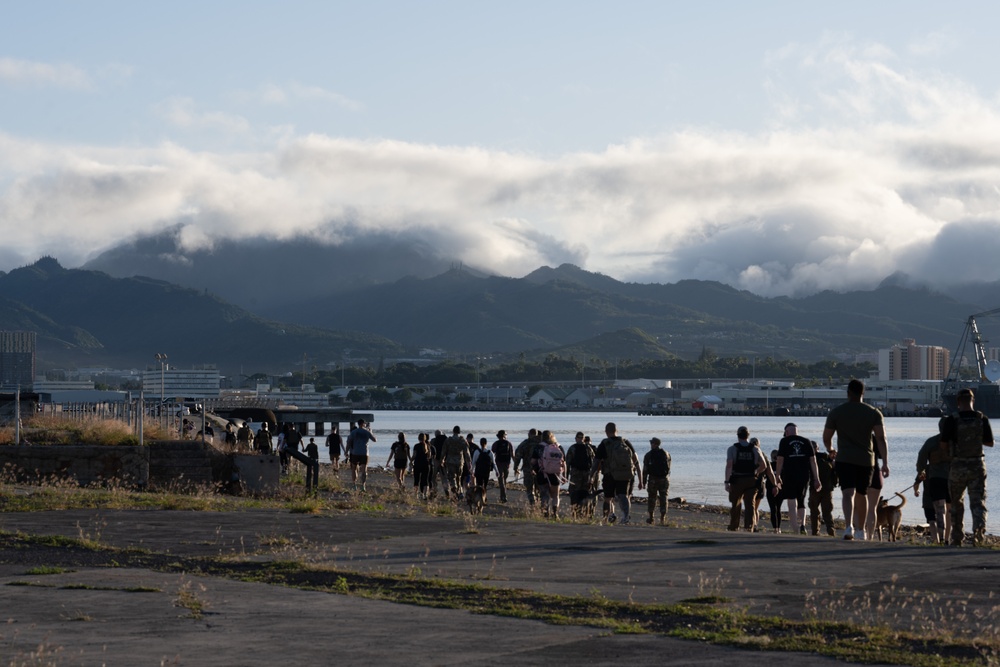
top-left (412, 443), bottom-right (434, 467)
top-left (491, 439), bottom-right (514, 466)
top-left (777, 435), bottom-right (814, 483)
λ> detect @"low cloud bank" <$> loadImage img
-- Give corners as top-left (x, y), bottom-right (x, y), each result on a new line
top-left (3, 45), bottom-right (1000, 296)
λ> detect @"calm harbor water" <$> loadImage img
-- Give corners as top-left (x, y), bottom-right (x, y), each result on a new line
top-left (315, 410), bottom-right (999, 534)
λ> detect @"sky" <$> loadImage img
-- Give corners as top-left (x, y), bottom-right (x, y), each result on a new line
top-left (3, 1), bottom-right (1000, 296)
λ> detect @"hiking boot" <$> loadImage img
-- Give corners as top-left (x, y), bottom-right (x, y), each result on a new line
top-left (974, 528), bottom-right (986, 546)
top-left (608, 513), bottom-right (617, 524)
top-left (799, 526), bottom-right (807, 535)
top-left (827, 528), bottom-right (836, 537)
top-left (646, 516), bottom-right (653, 525)
top-left (621, 516), bottom-right (631, 525)
top-left (843, 526), bottom-right (854, 540)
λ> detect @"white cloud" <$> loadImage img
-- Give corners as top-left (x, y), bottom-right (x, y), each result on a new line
top-left (0, 57), bottom-right (91, 89)
top-left (156, 97), bottom-right (252, 133)
top-left (4, 38), bottom-right (1000, 296)
top-left (248, 82), bottom-right (363, 111)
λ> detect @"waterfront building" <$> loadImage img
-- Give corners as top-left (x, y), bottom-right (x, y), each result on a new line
top-left (142, 366), bottom-right (221, 400)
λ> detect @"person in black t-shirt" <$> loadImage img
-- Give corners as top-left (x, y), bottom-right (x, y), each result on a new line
top-left (776, 423), bottom-right (821, 534)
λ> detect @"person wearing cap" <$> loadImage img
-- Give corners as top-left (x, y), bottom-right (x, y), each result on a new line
top-left (725, 426), bottom-right (773, 531)
top-left (491, 429), bottom-right (514, 503)
top-left (642, 437), bottom-right (671, 525)
top-left (775, 423), bottom-right (821, 535)
top-left (823, 379), bottom-right (889, 541)
top-left (940, 387), bottom-right (993, 546)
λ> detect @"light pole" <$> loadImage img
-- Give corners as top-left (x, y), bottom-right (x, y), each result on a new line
top-left (155, 353), bottom-right (168, 432)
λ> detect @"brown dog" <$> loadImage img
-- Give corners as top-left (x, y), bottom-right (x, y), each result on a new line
top-left (875, 492), bottom-right (907, 542)
top-left (467, 485), bottom-right (486, 515)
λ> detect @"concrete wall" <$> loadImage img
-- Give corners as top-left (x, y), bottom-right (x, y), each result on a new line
top-left (147, 440), bottom-right (215, 490)
top-left (0, 444), bottom-right (148, 488)
top-left (233, 453), bottom-right (281, 494)
top-left (0, 441), bottom-right (282, 495)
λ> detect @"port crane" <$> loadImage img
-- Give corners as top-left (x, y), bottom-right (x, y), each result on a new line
top-left (943, 307), bottom-right (1000, 392)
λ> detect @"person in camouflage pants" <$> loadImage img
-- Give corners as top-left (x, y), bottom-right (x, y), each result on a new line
top-left (941, 388), bottom-right (994, 546)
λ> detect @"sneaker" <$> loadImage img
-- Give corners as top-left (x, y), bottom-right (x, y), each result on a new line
top-left (800, 525), bottom-right (807, 535)
top-left (608, 513), bottom-right (617, 524)
top-left (827, 528), bottom-right (836, 537)
top-left (646, 516), bottom-right (653, 524)
top-left (659, 516), bottom-right (666, 526)
top-left (621, 516), bottom-right (631, 525)
top-left (856, 529), bottom-right (866, 541)
top-left (843, 526), bottom-right (854, 540)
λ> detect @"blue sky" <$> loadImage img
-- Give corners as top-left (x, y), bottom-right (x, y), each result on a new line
top-left (4, 1), bottom-right (1000, 295)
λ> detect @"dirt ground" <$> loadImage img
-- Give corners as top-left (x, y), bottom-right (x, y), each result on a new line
top-left (0, 468), bottom-right (997, 666)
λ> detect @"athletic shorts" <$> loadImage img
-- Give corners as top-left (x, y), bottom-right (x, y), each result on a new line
top-left (926, 477), bottom-right (951, 503)
top-left (782, 480), bottom-right (808, 506)
top-left (350, 454), bottom-right (368, 466)
top-left (835, 462), bottom-right (872, 494)
top-left (602, 475), bottom-right (629, 497)
top-left (869, 465), bottom-right (883, 491)
top-left (393, 459), bottom-right (408, 470)
top-left (539, 472), bottom-right (561, 486)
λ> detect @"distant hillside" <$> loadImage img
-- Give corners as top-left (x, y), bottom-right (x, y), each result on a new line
top-left (264, 263), bottom-right (984, 360)
top-left (3, 257), bottom-right (991, 374)
top-left (0, 258), bottom-right (403, 373)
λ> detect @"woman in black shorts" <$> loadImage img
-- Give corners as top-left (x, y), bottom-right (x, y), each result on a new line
top-left (386, 432), bottom-right (410, 488)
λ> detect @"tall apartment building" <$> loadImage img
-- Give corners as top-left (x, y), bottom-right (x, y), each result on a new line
top-left (878, 338), bottom-right (950, 381)
top-left (0, 331), bottom-right (36, 388)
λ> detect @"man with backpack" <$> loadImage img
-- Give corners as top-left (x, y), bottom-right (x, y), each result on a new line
top-left (565, 432), bottom-right (596, 518)
top-left (442, 425), bottom-right (471, 499)
top-left (725, 425), bottom-right (772, 531)
top-left (471, 437), bottom-right (499, 496)
top-left (592, 422), bottom-right (643, 525)
top-left (236, 422), bottom-right (252, 452)
top-left (513, 429), bottom-right (540, 507)
top-left (642, 437), bottom-right (671, 525)
top-left (490, 430), bottom-right (514, 503)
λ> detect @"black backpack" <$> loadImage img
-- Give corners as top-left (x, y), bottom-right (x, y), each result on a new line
top-left (568, 443), bottom-right (594, 471)
top-left (474, 451), bottom-right (493, 477)
top-left (646, 448), bottom-right (670, 477)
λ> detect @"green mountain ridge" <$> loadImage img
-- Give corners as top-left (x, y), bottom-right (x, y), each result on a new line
top-left (0, 258), bottom-right (989, 374)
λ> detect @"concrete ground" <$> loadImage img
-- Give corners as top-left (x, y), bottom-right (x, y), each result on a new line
top-left (1, 497), bottom-right (997, 667)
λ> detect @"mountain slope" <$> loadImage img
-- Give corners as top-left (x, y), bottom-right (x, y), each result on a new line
top-left (0, 258), bottom-right (403, 372)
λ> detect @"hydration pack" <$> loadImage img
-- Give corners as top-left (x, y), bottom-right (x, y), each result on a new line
top-left (540, 442), bottom-right (565, 475)
top-left (646, 448), bottom-right (670, 477)
top-left (952, 411), bottom-right (986, 458)
top-left (607, 437), bottom-right (634, 480)
top-left (474, 450), bottom-right (494, 477)
top-left (568, 443), bottom-right (595, 471)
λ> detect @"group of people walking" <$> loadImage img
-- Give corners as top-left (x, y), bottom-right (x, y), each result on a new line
top-left (725, 379), bottom-right (993, 546)
top-left (230, 378), bottom-right (992, 544)
top-left (317, 420), bottom-right (672, 525)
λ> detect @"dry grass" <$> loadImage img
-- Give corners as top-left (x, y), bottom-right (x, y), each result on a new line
top-left (18, 415), bottom-right (140, 446)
